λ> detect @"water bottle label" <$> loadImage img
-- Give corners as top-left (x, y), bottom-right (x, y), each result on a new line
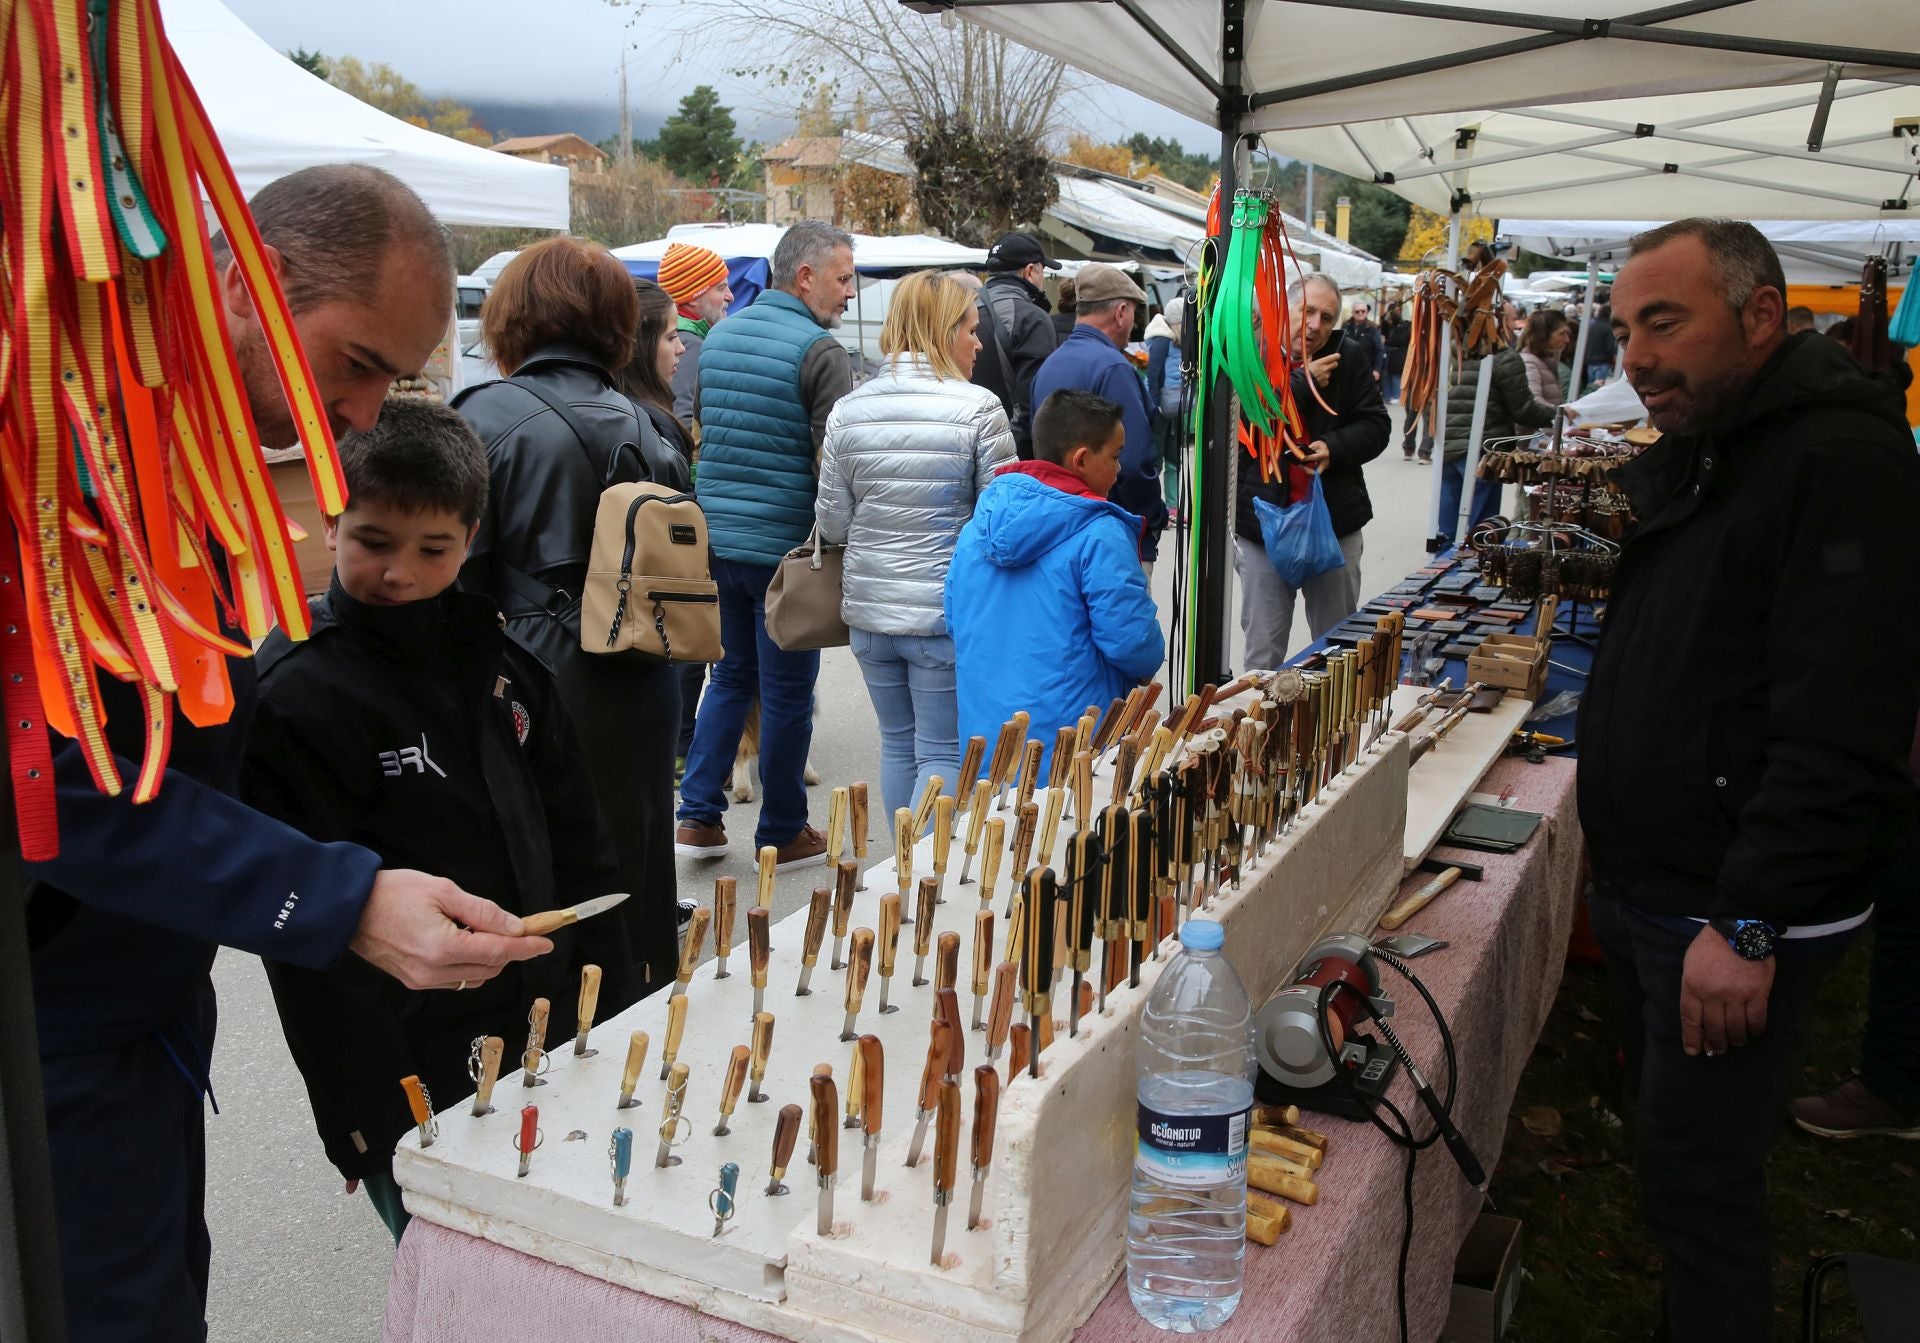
top-left (1135, 1104), bottom-right (1248, 1188)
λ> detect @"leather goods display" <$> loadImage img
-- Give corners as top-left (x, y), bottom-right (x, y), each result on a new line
top-left (765, 525), bottom-right (850, 652)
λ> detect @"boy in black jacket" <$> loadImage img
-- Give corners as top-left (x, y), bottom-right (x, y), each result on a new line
top-left (243, 399), bottom-right (636, 1240)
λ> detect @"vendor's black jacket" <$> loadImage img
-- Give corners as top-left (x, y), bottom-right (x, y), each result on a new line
top-left (1235, 328), bottom-right (1392, 543)
top-left (1577, 332), bottom-right (1920, 927)
top-left (243, 579), bottom-right (635, 1181)
top-left (969, 272), bottom-right (1058, 458)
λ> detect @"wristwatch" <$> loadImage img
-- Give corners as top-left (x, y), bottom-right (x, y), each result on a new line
top-left (1709, 917), bottom-right (1778, 962)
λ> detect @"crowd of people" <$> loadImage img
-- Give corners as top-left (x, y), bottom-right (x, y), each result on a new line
top-left (20, 156), bottom-right (1920, 1343)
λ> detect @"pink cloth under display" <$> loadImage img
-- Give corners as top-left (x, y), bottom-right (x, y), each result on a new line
top-left (384, 754), bottom-right (1584, 1343)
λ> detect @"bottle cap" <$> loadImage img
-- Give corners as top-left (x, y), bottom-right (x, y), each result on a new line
top-left (1179, 919), bottom-right (1224, 952)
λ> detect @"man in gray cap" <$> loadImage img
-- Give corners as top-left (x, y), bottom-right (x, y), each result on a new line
top-left (1030, 262), bottom-right (1168, 562)
top-left (970, 230), bottom-right (1059, 458)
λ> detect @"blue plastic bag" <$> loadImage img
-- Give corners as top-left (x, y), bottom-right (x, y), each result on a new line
top-left (1252, 473), bottom-right (1346, 589)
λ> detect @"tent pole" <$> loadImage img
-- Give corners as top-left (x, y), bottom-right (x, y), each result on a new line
top-left (1455, 355), bottom-right (1496, 543)
top-left (1425, 208), bottom-right (1461, 547)
top-left (1568, 255), bottom-right (1597, 395)
top-left (1193, 0), bottom-right (1245, 688)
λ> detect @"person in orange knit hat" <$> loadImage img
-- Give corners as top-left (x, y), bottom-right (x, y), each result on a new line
top-left (657, 241), bottom-right (733, 422)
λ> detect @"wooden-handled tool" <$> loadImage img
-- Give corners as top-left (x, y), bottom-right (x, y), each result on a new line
top-left (654, 1062), bottom-right (689, 1168)
top-left (970, 911), bottom-right (994, 1030)
top-left (1248, 1150), bottom-right (1318, 1205)
top-left (574, 964), bottom-right (602, 1057)
top-left (1071, 749), bottom-right (1094, 837)
top-left (894, 807), bottom-right (915, 905)
top-left (1021, 868), bottom-right (1056, 1078)
top-left (617, 1030), bottom-right (649, 1110)
top-left (517, 891), bottom-right (631, 937)
top-left (968, 1063), bottom-right (999, 1231)
top-left (826, 785), bottom-right (848, 872)
top-left (1129, 807), bottom-right (1154, 985)
top-left (714, 1044), bottom-right (749, 1136)
top-left (875, 893), bottom-right (902, 1014)
top-left (1378, 865), bottom-right (1464, 931)
top-left (677, 907), bottom-right (711, 998)
top-left (993, 712), bottom-right (1030, 811)
top-left (713, 876), bottom-right (737, 979)
top-left (932, 795), bottom-right (955, 904)
top-left (930, 1077), bottom-right (961, 1266)
top-left (960, 772), bottom-right (992, 886)
top-left (911, 877), bottom-right (938, 986)
top-left (659, 992), bottom-right (687, 1081)
top-left (976, 816), bottom-right (1005, 911)
top-left (1066, 830), bottom-right (1099, 1038)
top-left (516, 1103), bottom-right (539, 1178)
top-left (953, 738), bottom-right (985, 833)
top-left (756, 845), bottom-right (777, 913)
top-left (469, 1035), bottom-right (504, 1117)
top-left (911, 775), bottom-right (945, 849)
top-left (812, 1073), bottom-right (839, 1236)
top-left (1013, 737), bottom-right (1044, 819)
top-left (986, 960), bottom-right (1016, 1062)
top-left (749, 1010), bottom-right (775, 1103)
top-left (1089, 693), bottom-right (1129, 755)
top-left (906, 1017), bottom-right (950, 1167)
top-left (1250, 1127), bottom-right (1323, 1169)
top-left (934, 986), bottom-right (964, 1083)
top-left (521, 997), bottom-right (549, 1087)
top-left (609, 1126), bottom-right (633, 1207)
top-left (748, 906), bottom-right (771, 1020)
top-left (935, 930), bottom-right (960, 997)
top-left (845, 1038), bottom-right (865, 1131)
top-left (831, 860), bottom-right (856, 970)
top-left (1007, 1021), bottom-right (1031, 1078)
top-left (797, 885), bottom-right (831, 996)
top-left (1008, 803), bottom-right (1038, 908)
top-left (850, 781), bottom-right (870, 890)
top-left (400, 1075), bottom-right (435, 1149)
top-left (1096, 804), bottom-right (1125, 1013)
top-left (767, 1103), bottom-right (803, 1196)
top-left (841, 927), bottom-right (874, 1041)
top-left (807, 1063), bottom-right (832, 1165)
top-left (1246, 1190), bottom-right (1291, 1244)
top-left (858, 1033), bottom-right (885, 1201)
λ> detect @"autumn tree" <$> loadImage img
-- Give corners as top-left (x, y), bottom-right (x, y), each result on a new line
top-left (836, 163), bottom-right (914, 234)
top-left (1398, 206), bottom-right (1494, 268)
top-left (570, 155), bottom-right (704, 249)
top-left (1061, 133), bottom-right (1141, 178)
top-left (326, 55), bottom-right (490, 147)
top-left (909, 114), bottom-right (1055, 247)
top-left (1125, 134), bottom-right (1215, 190)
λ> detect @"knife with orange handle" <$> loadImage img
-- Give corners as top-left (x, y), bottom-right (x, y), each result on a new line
top-left (841, 927), bottom-right (874, 1041)
top-left (766, 1102), bottom-right (802, 1196)
top-left (400, 1075), bottom-right (436, 1149)
top-left (935, 930), bottom-right (960, 998)
top-left (985, 960), bottom-right (1016, 1063)
top-left (812, 1073), bottom-right (839, 1235)
top-left (930, 1077), bottom-right (961, 1266)
top-left (797, 884), bottom-right (830, 996)
top-left (858, 1033), bottom-right (885, 1201)
top-left (912, 876), bottom-right (938, 986)
top-left (905, 1017), bottom-right (951, 1168)
top-left (748, 906), bottom-right (771, 1020)
top-left (967, 1063), bottom-right (999, 1231)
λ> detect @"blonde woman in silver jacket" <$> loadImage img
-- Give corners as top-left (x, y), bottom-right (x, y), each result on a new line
top-left (817, 270), bottom-right (1017, 817)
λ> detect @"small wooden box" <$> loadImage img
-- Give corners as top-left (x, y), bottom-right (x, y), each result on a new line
top-left (1445, 1213), bottom-right (1524, 1342)
top-left (1469, 632), bottom-right (1548, 700)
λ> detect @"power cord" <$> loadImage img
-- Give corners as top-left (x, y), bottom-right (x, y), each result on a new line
top-left (1313, 949), bottom-right (1479, 1343)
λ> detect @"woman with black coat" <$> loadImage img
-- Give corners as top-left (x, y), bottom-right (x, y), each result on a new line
top-left (456, 238), bottom-right (692, 995)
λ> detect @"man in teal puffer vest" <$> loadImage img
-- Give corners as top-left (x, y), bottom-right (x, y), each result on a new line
top-left (675, 220), bottom-right (856, 867)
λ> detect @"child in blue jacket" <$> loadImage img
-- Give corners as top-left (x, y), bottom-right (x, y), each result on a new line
top-left (945, 389), bottom-right (1165, 776)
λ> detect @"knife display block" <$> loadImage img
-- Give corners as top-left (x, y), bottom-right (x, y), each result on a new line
top-left (393, 723), bottom-right (1409, 1343)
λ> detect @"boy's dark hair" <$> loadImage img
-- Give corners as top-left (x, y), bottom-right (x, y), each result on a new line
top-left (1032, 389), bottom-right (1123, 466)
top-left (338, 398), bottom-right (490, 525)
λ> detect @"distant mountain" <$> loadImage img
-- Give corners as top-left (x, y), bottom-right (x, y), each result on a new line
top-left (455, 96), bottom-right (666, 145)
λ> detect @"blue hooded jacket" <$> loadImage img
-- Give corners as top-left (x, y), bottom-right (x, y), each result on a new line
top-left (945, 469), bottom-right (1164, 776)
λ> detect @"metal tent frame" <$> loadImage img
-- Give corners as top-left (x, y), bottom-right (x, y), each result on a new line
top-left (902, 0), bottom-right (1919, 684)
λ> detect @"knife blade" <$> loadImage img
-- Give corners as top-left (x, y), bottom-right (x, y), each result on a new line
top-left (748, 1010), bottom-right (775, 1103)
top-left (797, 884), bottom-right (830, 995)
top-left (617, 1029), bottom-right (649, 1110)
top-left (517, 891), bottom-right (631, 937)
top-left (968, 1063), bottom-right (999, 1231)
top-left (841, 927), bottom-right (874, 1041)
top-left (812, 1073), bottom-right (839, 1236)
top-left (930, 1077), bottom-right (960, 1266)
top-left (767, 1103), bottom-right (802, 1195)
top-left (469, 1035), bottom-right (504, 1117)
top-left (713, 876), bottom-right (737, 979)
top-left (573, 964), bottom-right (602, 1057)
top-left (906, 1016), bottom-right (951, 1168)
top-left (859, 1033), bottom-right (884, 1201)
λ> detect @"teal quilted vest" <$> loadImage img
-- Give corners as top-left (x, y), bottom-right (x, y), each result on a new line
top-left (695, 290), bottom-right (833, 566)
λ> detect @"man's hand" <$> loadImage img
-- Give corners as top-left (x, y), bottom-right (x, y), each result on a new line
top-left (1679, 925), bottom-right (1773, 1056)
top-left (1308, 353), bottom-right (1340, 388)
top-left (1300, 439), bottom-right (1331, 473)
top-left (350, 868), bottom-right (554, 991)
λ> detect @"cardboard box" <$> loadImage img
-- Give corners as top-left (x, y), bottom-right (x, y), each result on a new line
top-left (1445, 1213), bottom-right (1524, 1343)
top-left (267, 453), bottom-right (332, 598)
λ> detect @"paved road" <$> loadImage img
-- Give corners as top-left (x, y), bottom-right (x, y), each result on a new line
top-left (203, 412), bottom-right (1444, 1340)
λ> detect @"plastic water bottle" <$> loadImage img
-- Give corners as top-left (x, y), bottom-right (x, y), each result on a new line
top-left (1127, 919), bottom-right (1257, 1332)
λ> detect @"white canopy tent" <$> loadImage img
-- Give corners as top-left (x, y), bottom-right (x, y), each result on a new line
top-left (611, 224), bottom-right (989, 273)
top-left (162, 0), bottom-right (569, 228)
top-left (919, 0), bottom-right (1920, 687)
top-left (1510, 219), bottom-right (1920, 285)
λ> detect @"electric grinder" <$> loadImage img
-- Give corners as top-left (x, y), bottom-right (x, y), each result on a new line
top-left (1253, 933), bottom-right (1400, 1119)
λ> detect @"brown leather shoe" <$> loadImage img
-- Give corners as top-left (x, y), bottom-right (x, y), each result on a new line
top-left (1790, 1076), bottom-right (1920, 1140)
top-left (674, 819), bottom-right (728, 859)
top-left (772, 824), bottom-right (827, 871)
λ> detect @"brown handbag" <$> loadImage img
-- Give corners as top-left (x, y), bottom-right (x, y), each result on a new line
top-left (764, 526), bottom-right (849, 651)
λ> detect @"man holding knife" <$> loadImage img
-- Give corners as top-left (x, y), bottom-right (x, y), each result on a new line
top-left (28, 166), bottom-right (556, 1341)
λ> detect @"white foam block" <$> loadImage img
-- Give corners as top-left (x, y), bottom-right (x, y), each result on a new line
top-left (394, 731), bottom-right (1409, 1343)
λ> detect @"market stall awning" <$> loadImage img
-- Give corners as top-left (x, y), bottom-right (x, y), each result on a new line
top-left (1509, 218), bottom-right (1920, 285)
top-left (163, 0), bottom-right (569, 228)
top-left (612, 224), bottom-right (990, 308)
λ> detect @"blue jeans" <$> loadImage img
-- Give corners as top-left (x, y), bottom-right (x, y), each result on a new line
top-left (1383, 368), bottom-right (1401, 403)
top-left (849, 628), bottom-right (959, 818)
top-left (677, 557), bottom-right (821, 847)
top-left (1437, 454), bottom-right (1503, 541)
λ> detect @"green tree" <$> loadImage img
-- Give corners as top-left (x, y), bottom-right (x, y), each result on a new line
top-left (1123, 133), bottom-right (1214, 190)
top-left (654, 86), bottom-right (743, 188)
top-left (286, 47), bottom-right (328, 80)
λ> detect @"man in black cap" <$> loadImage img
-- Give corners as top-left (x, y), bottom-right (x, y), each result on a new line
top-left (971, 231), bottom-right (1060, 458)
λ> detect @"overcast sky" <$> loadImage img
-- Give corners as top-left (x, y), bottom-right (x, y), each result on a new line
top-left (225, 0), bottom-right (1215, 150)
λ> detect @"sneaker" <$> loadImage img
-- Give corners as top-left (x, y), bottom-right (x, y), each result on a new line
top-left (674, 819), bottom-right (728, 859)
top-left (771, 824), bottom-right (828, 871)
top-left (1790, 1076), bottom-right (1920, 1140)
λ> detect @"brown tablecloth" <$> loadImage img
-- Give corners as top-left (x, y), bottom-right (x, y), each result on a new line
top-left (384, 755), bottom-right (1584, 1343)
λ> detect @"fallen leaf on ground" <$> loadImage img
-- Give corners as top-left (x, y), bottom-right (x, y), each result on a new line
top-left (1576, 1004), bottom-right (1603, 1024)
top-left (1522, 1105), bottom-right (1564, 1137)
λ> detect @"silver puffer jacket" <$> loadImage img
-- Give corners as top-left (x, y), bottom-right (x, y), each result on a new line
top-left (817, 355), bottom-right (1016, 636)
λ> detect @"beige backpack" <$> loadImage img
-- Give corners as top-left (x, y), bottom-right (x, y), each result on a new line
top-left (581, 481), bottom-right (723, 663)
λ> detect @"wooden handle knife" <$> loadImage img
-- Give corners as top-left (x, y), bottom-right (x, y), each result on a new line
top-left (986, 960), bottom-right (1016, 1062)
top-left (894, 806), bottom-right (915, 902)
top-left (858, 1032), bottom-right (885, 1200)
top-left (911, 775), bottom-right (944, 846)
top-left (748, 906), bottom-right (771, 1018)
top-left (749, 1010), bottom-right (775, 1102)
top-left (968, 1063), bottom-right (999, 1231)
top-left (826, 785), bottom-right (848, 869)
top-left (656, 1062), bottom-right (688, 1167)
top-left (842, 927), bottom-right (874, 1040)
top-left (659, 992), bottom-right (687, 1080)
top-left (1007, 1021), bottom-right (1031, 1078)
top-left (617, 1030), bottom-right (648, 1109)
top-left (767, 1103), bottom-right (802, 1195)
top-left (877, 894), bottom-right (902, 1014)
top-left (935, 930), bottom-right (960, 997)
top-left (677, 906), bottom-right (711, 996)
top-left (714, 1044), bottom-right (748, 1135)
top-left (812, 1072), bottom-right (839, 1235)
top-left (471, 1035), bottom-right (504, 1116)
top-left (906, 1017), bottom-right (949, 1168)
top-left (400, 1074), bottom-right (434, 1148)
top-left (932, 795), bottom-right (954, 887)
top-left (1009, 802), bottom-right (1038, 895)
top-left (1378, 865), bottom-right (1463, 931)
top-left (574, 964), bottom-right (602, 1056)
top-left (930, 1078), bottom-right (961, 1266)
top-left (934, 986), bottom-right (964, 1083)
top-left (522, 997), bottom-right (550, 1083)
top-left (977, 816), bottom-right (1005, 909)
top-left (912, 875), bottom-right (937, 984)
top-left (954, 737), bottom-right (985, 825)
top-left (713, 876), bottom-right (737, 979)
top-left (797, 885), bottom-right (830, 996)
top-left (970, 912), bottom-right (994, 1030)
top-left (831, 860), bottom-right (857, 968)
top-left (1014, 737), bottom-right (1044, 813)
top-left (756, 845), bottom-right (777, 912)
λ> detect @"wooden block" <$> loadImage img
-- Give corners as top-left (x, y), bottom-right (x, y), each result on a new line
top-left (1249, 1152), bottom-right (1319, 1206)
top-left (1250, 1126), bottom-right (1323, 1170)
top-left (1245, 1191), bottom-right (1292, 1245)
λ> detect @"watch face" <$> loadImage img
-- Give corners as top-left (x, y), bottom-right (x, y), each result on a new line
top-left (1733, 922), bottom-right (1774, 960)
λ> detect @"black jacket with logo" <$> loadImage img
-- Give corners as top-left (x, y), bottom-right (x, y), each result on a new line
top-left (969, 272), bottom-right (1058, 458)
top-left (244, 580), bottom-right (635, 1180)
top-left (1577, 333), bottom-right (1920, 926)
